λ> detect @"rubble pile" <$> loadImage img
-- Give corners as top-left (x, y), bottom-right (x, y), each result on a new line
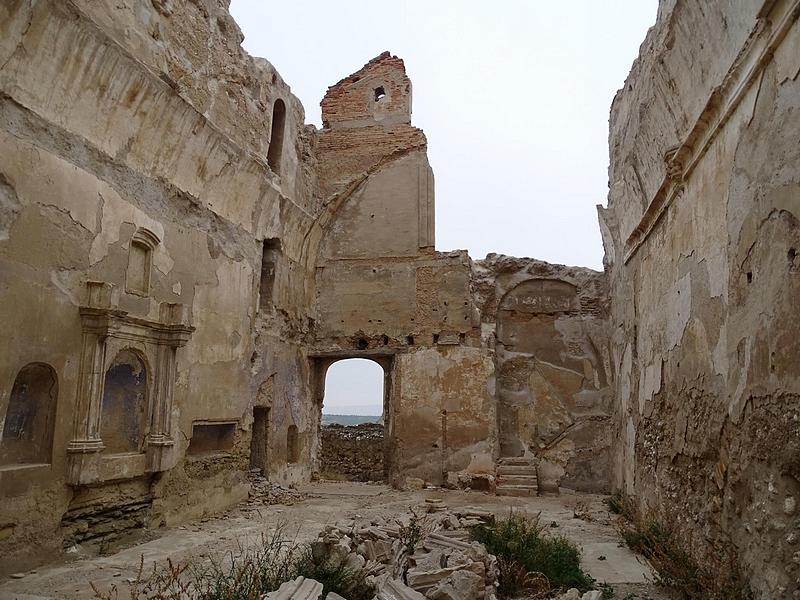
top-left (307, 498), bottom-right (500, 600)
top-left (244, 471), bottom-right (305, 508)
top-left (320, 423), bottom-right (385, 482)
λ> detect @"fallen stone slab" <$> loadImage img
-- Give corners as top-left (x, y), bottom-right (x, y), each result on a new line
top-left (262, 576), bottom-right (323, 599)
top-left (376, 577), bottom-right (427, 600)
top-left (425, 569), bottom-right (484, 600)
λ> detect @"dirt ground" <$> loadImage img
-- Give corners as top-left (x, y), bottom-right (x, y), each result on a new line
top-left (0, 482), bottom-right (671, 599)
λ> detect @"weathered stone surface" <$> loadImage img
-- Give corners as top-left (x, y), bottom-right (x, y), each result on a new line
top-left (263, 576), bottom-right (323, 600)
top-left (320, 423), bottom-right (384, 481)
top-left (3, 0), bottom-right (792, 592)
top-left (473, 255), bottom-right (611, 492)
top-left (602, 0), bottom-right (800, 595)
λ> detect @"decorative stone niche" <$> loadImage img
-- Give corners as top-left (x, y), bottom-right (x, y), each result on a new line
top-left (65, 281), bottom-right (194, 486)
top-left (126, 228), bottom-right (159, 296)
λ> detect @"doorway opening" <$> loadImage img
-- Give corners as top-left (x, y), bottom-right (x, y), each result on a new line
top-left (250, 406), bottom-right (270, 474)
top-left (319, 358), bottom-right (386, 482)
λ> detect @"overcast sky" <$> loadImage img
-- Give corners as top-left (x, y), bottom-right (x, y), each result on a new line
top-left (230, 0), bottom-right (658, 414)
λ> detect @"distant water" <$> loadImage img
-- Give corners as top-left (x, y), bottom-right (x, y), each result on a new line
top-left (322, 414), bottom-right (381, 426)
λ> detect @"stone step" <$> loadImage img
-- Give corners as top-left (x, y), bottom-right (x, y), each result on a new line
top-left (495, 484), bottom-right (537, 497)
top-left (497, 474), bottom-right (538, 487)
top-left (497, 457), bottom-right (535, 467)
top-left (497, 464), bottom-right (537, 476)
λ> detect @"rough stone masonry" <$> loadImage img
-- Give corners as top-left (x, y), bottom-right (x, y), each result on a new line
top-left (0, 0), bottom-right (797, 596)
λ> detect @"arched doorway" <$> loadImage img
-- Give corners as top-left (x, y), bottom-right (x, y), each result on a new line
top-left (318, 358), bottom-right (387, 481)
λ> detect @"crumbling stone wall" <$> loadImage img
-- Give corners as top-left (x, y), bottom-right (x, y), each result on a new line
top-left (319, 423), bottom-right (384, 481)
top-left (310, 54), bottom-right (495, 489)
top-left (601, 0), bottom-right (800, 595)
top-left (0, 0), bottom-right (317, 574)
top-left (473, 255), bottom-right (612, 493)
top-left (0, 0), bottom-right (631, 579)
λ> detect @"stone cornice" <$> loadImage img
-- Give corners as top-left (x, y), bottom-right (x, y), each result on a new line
top-left (623, 0), bottom-right (800, 264)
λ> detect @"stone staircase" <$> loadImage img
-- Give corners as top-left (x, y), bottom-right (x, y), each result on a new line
top-left (495, 457), bottom-right (539, 497)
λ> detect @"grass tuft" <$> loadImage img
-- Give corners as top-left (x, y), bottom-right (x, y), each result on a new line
top-left (609, 493), bottom-right (752, 599)
top-left (90, 524), bottom-right (373, 600)
top-left (470, 512), bottom-right (600, 598)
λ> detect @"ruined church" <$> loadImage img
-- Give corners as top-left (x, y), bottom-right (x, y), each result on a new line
top-left (0, 0), bottom-right (798, 597)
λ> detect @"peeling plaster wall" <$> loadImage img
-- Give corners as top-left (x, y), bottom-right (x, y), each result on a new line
top-left (473, 255), bottom-right (612, 493)
top-left (0, 0), bottom-right (317, 574)
top-left (0, 0), bottom-right (625, 578)
top-left (603, 0), bottom-right (800, 595)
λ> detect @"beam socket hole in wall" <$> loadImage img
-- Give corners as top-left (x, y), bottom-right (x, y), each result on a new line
top-left (188, 421), bottom-right (237, 456)
top-left (406, 335), bottom-right (414, 346)
top-left (374, 86), bottom-right (386, 101)
top-left (433, 333), bottom-right (440, 344)
top-left (382, 335), bottom-right (389, 346)
top-left (357, 337), bottom-right (369, 350)
top-left (746, 271), bottom-right (753, 283)
top-left (788, 247), bottom-right (796, 265)
top-left (267, 99), bottom-right (286, 175)
top-left (1, 363), bottom-right (58, 467)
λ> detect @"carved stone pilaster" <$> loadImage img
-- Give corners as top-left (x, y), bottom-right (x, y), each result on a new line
top-left (66, 283), bottom-right (194, 486)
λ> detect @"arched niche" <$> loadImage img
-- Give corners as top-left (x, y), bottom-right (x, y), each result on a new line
top-left (1, 363), bottom-right (58, 466)
top-left (100, 349), bottom-right (148, 454)
top-left (267, 99), bottom-right (286, 174)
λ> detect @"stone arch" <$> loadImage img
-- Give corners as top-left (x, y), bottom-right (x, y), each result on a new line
top-left (1, 363), bottom-right (58, 466)
top-left (100, 349), bottom-right (149, 454)
top-left (310, 354), bottom-right (395, 481)
top-left (495, 278), bottom-right (580, 458)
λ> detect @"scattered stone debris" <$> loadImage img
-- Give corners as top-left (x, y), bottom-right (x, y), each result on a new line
top-left (556, 589), bottom-right (603, 600)
top-left (243, 471), bottom-right (305, 508)
top-left (309, 500), bottom-right (499, 599)
top-left (263, 576), bottom-right (329, 599)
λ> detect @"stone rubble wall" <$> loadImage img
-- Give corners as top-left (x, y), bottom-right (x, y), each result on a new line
top-left (320, 423), bottom-right (385, 482)
top-left (601, 0), bottom-right (800, 595)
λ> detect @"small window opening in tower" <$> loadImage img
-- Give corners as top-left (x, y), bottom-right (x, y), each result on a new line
top-left (374, 86), bottom-right (386, 101)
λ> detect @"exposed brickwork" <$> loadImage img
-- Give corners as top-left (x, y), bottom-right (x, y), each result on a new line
top-left (321, 52), bottom-right (411, 128)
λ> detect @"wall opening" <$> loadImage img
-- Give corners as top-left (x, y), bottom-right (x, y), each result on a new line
top-left (286, 424), bottom-right (299, 464)
top-left (250, 407), bottom-right (270, 473)
top-left (267, 99), bottom-right (286, 174)
top-left (126, 228), bottom-right (159, 296)
top-left (188, 421), bottom-right (236, 456)
top-left (259, 238), bottom-right (281, 311)
top-left (320, 358), bottom-right (386, 481)
top-left (1, 363), bottom-right (58, 466)
top-left (101, 349), bottom-right (148, 454)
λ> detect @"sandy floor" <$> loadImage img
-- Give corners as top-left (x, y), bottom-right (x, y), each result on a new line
top-left (0, 482), bottom-right (671, 599)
